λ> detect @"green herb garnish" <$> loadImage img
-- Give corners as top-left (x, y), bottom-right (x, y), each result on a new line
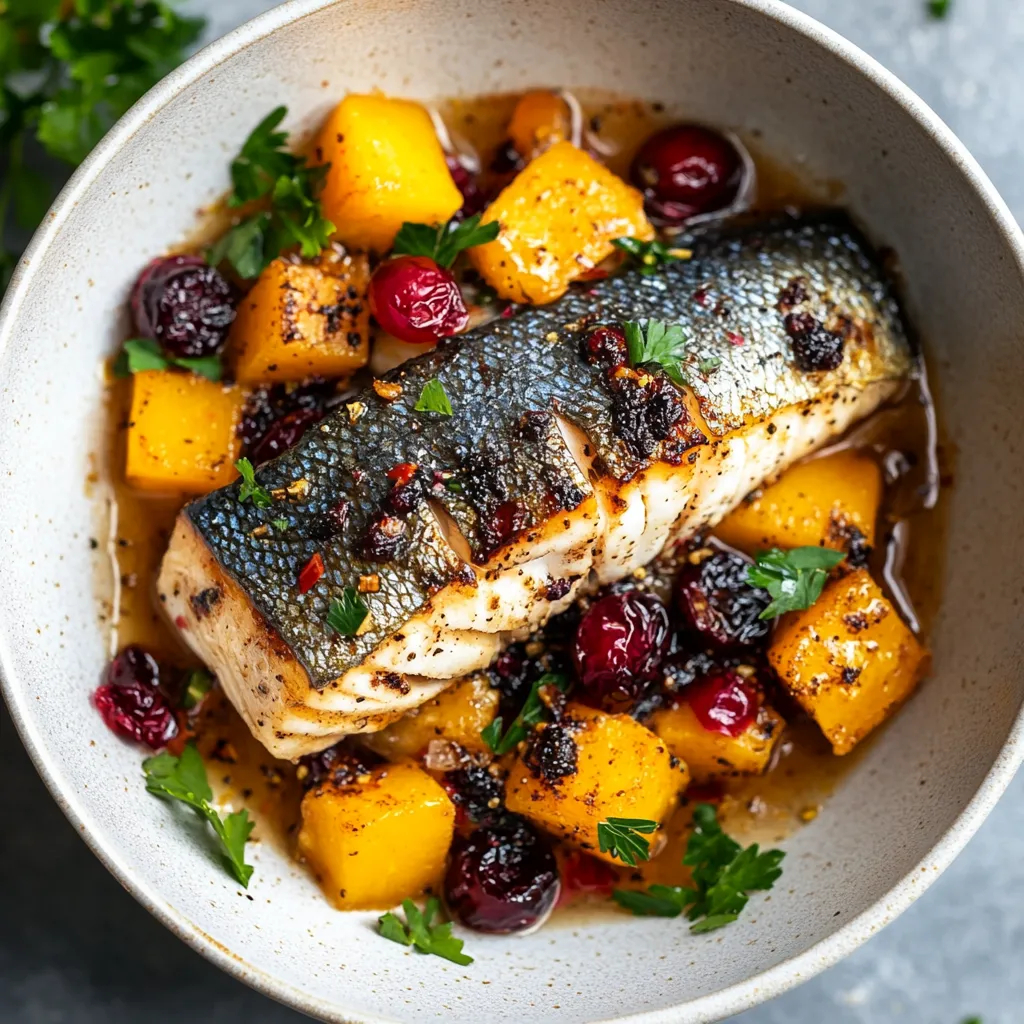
top-left (142, 743), bottom-right (254, 887)
top-left (414, 378), bottom-right (453, 416)
top-left (392, 213), bottom-right (499, 269)
top-left (612, 237), bottom-right (692, 276)
top-left (482, 672), bottom-right (569, 755)
top-left (623, 320), bottom-right (688, 386)
top-left (747, 546), bottom-right (846, 619)
top-left (597, 817), bottom-right (658, 867)
top-left (112, 337), bottom-right (222, 381)
top-left (612, 803), bottom-right (784, 933)
top-left (927, 0), bottom-right (951, 17)
top-left (378, 897), bottom-right (473, 966)
top-left (271, 517), bottom-right (290, 532)
top-left (697, 355), bottom-right (722, 375)
top-left (206, 106), bottom-right (335, 279)
top-left (234, 457), bottom-right (273, 509)
top-left (181, 668), bottom-right (213, 710)
top-left (325, 587), bottom-right (369, 637)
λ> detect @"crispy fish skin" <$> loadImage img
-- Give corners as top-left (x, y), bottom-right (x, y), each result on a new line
top-left (159, 214), bottom-right (912, 757)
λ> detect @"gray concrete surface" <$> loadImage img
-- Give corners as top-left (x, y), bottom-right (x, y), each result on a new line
top-left (1, 1), bottom-right (1021, 1021)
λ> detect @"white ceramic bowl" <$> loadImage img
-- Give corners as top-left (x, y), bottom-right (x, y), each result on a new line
top-left (3, 1), bottom-right (1023, 1021)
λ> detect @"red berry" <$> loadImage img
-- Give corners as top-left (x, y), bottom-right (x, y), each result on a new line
top-left (131, 255), bottom-right (235, 358)
top-left (369, 255), bottom-right (468, 345)
top-left (573, 591), bottom-right (670, 709)
top-left (94, 646), bottom-right (177, 749)
top-left (686, 670), bottom-right (757, 737)
top-left (631, 125), bottom-right (742, 225)
top-left (250, 406), bottom-right (322, 466)
top-left (445, 155), bottom-right (486, 218)
top-left (675, 551), bottom-right (771, 649)
top-left (441, 765), bottom-right (506, 827)
top-left (580, 325), bottom-right (628, 369)
top-left (557, 850), bottom-right (618, 906)
top-left (444, 818), bottom-right (560, 933)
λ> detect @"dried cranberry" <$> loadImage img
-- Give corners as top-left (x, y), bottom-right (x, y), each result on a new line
top-left (558, 850), bottom-right (618, 905)
top-left (610, 373), bottom-right (687, 461)
top-left (94, 646), bottom-right (177, 749)
top-left (297, 742), bottom-right (382, 790)
top-left (369, 255), bottom-right (468, 345)
top-left (442, 765), bottom-right (506, 826)
top-left (580, 326), bottom-right (628, 369)
top-left (446, 155), bottom-right (486, 218)
top-left (362, 514), bottom-right (407, 561)
top-left (675, 552), bottom-right (771, 649)
top-left (783, 311), bottom-right (845, 372)
top-left (240, 379), bottom-right (337, 461)
top-left (250, 407), bottom-right (322, 466)
top-left (631, 125), bottom-right (742, 226)
top-left (573, 591), bottom-right (670, 710)
top-left (444, 817), bottom-right (560, 933)
top-left (686, 670), bottom-right (758, 737)
top-left (131, 255), bottom-right (235, 358)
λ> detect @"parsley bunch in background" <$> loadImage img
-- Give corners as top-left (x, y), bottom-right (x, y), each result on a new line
top-left (0, 0), bottom-right (205, 289)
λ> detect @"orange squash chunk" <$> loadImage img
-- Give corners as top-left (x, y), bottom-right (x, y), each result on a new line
top-left (768, 569), bottom-right (928, 755)
top-left (469, 141), bottom-right (653, 305)
top-left (125, 370), bottom-right (243, 495)
top-left (230, 250), bottom-right (370, 385)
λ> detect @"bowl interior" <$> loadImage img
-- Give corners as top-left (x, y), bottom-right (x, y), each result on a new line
top-left (2, 0), bottom-right (1023, 1021)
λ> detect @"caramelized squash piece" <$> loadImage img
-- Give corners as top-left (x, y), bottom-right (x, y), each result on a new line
top-left (314, 94), bottom-right (462, 252)
top-left (363, 674), bottom-right (499, 760)
top-left (715, 449), bottom-right (883, 555)
top-left (650, 700), bottom-right (785, 782)
top-left (125, 370), bottom-right (243, 495)
top-left (508, 90), bottom-right (571, 160)
top-left (505, 703), bottom-right (688, 863)
top-left (768, 569), bottom-right (928, 755)
top-left (297, 761), bottom-right (454, 909)
top-left (230, 250), bottom-right (370, 385)
top-left (469, 141), bottom-right (653, 305)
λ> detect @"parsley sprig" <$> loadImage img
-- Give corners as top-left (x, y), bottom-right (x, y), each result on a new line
top-left (112, 337), bottom-right (222, 381)
top-left (206, 106), bottom-right (335, 279)
top-left (414, 379), bottom-right (453, 416)
top-left (234, 457), bottom-right (273, 508)
top-left (142, 743), bottom-right (254, 887)
top-left (392, 213), bottom-right (499, 269)
top-left (623, 320), bottom-right (689, 386)
top-left (747, 546), bottom-right (846, 619)
top-left (597, 817), bottom-right (658, 867)
top-left (481, 672), bottom-right (569, 755)
top-left (612, 237), bottom-right (692, 276)
top-left (378, 897), bottom-right (473, 966)
top-left (612, 803), bottom-right (784, 933)
top-left (326, 587), bottom-right (369, 636)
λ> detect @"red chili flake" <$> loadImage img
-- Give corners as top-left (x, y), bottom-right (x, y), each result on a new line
top-left (693, 286), bottom-right (710, 307)
top-left (174, 615), bottom-right (188, 630)
top-left (726, 331), bottom-right (745, 346)
top-left (557, 850), bottom-right (619, 907)
top-left (386, 462), bottom-right (419, 487)
top-left (298, 552), bottom-right (325, 594)
top-left (576, 266), bottom-right (610, 282)
top-left (500, 305), bottom-right (514, 318)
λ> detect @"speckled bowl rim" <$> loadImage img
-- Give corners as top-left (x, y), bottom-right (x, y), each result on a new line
top-left (2, 1), bottom-right (1023, 1021)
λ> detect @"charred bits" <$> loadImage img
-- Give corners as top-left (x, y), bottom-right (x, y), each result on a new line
top-left (523, 721), bottom-right (579, 784)
top-left (784, 311), bottom-right (845, 372)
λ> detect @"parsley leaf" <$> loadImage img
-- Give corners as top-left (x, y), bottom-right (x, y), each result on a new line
top-left (378, 897), bottom-right (473, 966)
top-left (623, 320), bottom-right (689, 386)
top-left (113, 337), bottom-right (223, 381)
top-left (271, 517), bottom-right (290, 532)
top-left (611, 803), bottom-right (784, 933)
top-left (927, 0), bottom-right (951, 17)
top-left (234, 457), bottom-right (273, 509)
top-left (392, 213), bottom-right (499, 268)
top-left (181, 668), bottom-right (213, 710)
top-left (747, 546), bottom-right (846, 619)
top-left (227, 106), bottom-right (296, 205)
top-left (697, 355), bottom-right (721, 375)
top-left (326, 587), bottom-right (369, 636)
top-left (142, 743), bottom-right (254, 887)
top-left (481, 673), bottom-right (569, 755)
top-left (597, 817), bottom-right (658, 867)
top-left (612, 237), bottom-right (692, 276)
top-left (414, 379), bottom-right (453, 416)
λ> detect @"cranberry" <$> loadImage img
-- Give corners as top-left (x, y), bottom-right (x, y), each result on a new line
top-left (580, 326), bottom-right (628, 369)
top-left (239, 379), bottom-right (337, 458)
top-left (675, 551), bottom-right (771, 649)
top-left (250, 407), bottom-right (322, 466)
top-left (686, 670), bottom-right (758, 737)
top-left (131, 255), bottom-right (235, 358)
top-left (573, 591), bottom-right (670, 709)
top-left (369, 255), bottom-right (468, 346)
top-left (631, 125), bottom-right (742, 225)
top-left (94, 646), bottom-right (177, 749)
top-left (445, 818), bottom-right (560, 933)
top-left (362, 514), bottom-right (407, 561)
top-left (297, 742), bottom-right (382, 790)
top-left (783, 311), bottom-right (845, 372)
top-left (558, 850), bottom-right (618, 906)
top-left (442, 765), bottom-right (506, 826)
top-left (446, 155), bottom-right (486, 218)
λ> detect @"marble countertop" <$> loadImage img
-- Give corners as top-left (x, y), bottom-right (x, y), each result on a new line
top-left (2, 2), bottom-right (1022, 1022)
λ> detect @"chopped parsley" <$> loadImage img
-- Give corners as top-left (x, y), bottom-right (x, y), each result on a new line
top-left (414, 378), bottom-right (453, 416)
top-left (378, 896), bottom-right (473, 966)
top-left (697, 355), bottom-right (722, 375)
top-left (181, 668), bottom-right (213, 710)
top-left (481, 672), bottom-right (569, 756)
top-left (747, 546), bottom-right (846, 619)
top-left (271, 517), bottom-right (290, 532)
top-left (234, 458), bottom-right (273, 509)
top-left (612, 237), bottom-right (692, 275)
top-left (597, 817), bottom-right (658, 867)
top-left (113, 337), bottom-right (222, 381)
top-left (392, 213), bottom-right (499, 269)
top-left (206, 106), bottom-right (335, 279)
top-left (927, 0), bottom-right (951, 17)
top-left (612, 803), bottom-right (784, 933)
top-left (326, 587), bottom-right (369, 637)
top-left (623, 320), bottom-right (689, 386)
top-left (142, 743), bottom-right (254, 887)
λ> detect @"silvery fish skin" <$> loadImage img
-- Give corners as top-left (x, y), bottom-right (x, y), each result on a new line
top-left (159, 214), bottom-right (912, 758)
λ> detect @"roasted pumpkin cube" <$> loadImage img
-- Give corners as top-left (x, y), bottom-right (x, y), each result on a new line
top-left (314, 93), bottom-right (462, 252)
top-left (364, 673), bottom-right (499, 760)
top-left (650, 700), bottom-right (785, 782)
top-left (297, 761), bottom-right (454, 910)
top-left (230, 250), bottom-right (370, 385)
top-left (505, 703), bottom-right (688, 863)
top-left (125, 370), bottom-right (243, 495)
top-left (715, 449), bottom-right (882, 555)
top-left (768, 568), bottom-right (928, 755)
top-left (469, 141), bottom-right (653, 305)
